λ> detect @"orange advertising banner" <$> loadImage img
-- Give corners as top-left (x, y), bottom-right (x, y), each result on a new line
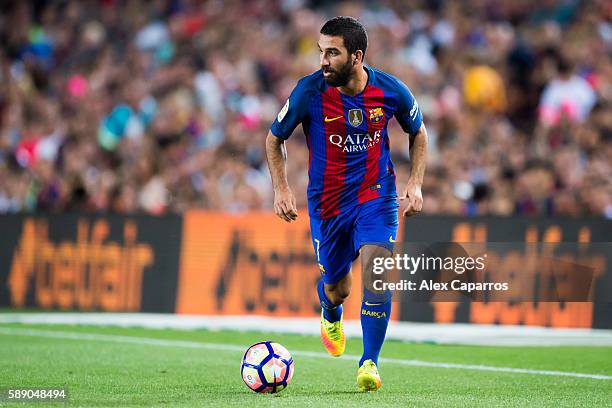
top-left (1, 213), bottom-right (609, 328)
top-left (176, 211), bottom-right (401, 320)
top-left (0, 214), bottom-right (182, 313)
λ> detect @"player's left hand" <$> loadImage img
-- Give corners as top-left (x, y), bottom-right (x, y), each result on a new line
top-left (399, 182), bottom-right (423, 217)
top-left (273, 187), bottom-right (298, 222)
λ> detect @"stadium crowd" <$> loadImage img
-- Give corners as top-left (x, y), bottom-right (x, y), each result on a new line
top-left (0, 0), bottom-right (610, 217)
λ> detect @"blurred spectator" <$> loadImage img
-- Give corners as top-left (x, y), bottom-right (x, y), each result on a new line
top-left (463, 64), bottom-right (507, 113)
top-left (0, 0), bottom-right (610, 218)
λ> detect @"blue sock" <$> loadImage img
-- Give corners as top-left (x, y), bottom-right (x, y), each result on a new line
top-left (359, 290), bottom-right (392, 366)
top-left (317, 279), bottom-right (342, 322)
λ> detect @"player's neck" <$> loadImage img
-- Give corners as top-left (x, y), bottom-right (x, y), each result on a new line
top-left (337, 66), bottom-right (368, 96)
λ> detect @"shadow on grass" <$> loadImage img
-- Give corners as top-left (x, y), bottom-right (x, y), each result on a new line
top-left (248, 389), bottom-right (372, 397)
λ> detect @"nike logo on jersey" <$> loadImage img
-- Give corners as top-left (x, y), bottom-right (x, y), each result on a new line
top-left (324, 115), bottom-right (343, 122)
top-left (389, 236), bottom-right (396, 243)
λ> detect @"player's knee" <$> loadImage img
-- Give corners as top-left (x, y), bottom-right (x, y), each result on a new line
top-left (363, 247), bottom-right (392, 273)
top-left (328, 286), bottom-right (351, 305)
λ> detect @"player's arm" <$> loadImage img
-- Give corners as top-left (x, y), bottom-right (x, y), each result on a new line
top-left (266, 81), bottom-right (308, 222)
top-left (394, 80), bottom-right (427, 217)
top-left (266, 132), bottom-right (298, 222)
top-left (401, 123), bottom-right (428, 216)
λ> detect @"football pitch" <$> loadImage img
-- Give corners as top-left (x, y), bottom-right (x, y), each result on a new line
top-left (1, 323), bottom-right (611, 407)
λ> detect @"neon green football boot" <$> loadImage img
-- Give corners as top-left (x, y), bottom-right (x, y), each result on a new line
top-left (320, 311), bottom-right (345, 357)
top-left (357, 359), bottom-right (382, 392)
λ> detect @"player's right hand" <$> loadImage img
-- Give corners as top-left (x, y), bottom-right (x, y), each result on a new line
top-left (274, 188), bottom-right (298, 222)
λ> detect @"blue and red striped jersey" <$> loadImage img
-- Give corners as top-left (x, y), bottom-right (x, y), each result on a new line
top-left (270, 66), bottom-right (423, 219)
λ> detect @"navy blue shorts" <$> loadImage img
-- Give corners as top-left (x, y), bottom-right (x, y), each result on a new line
top-left (309, 197), bottom-right (399, 284)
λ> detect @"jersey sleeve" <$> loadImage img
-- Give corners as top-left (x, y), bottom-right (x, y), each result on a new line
top-left (394, 80), bottom-right (423, 136)
top-left (270, 79), bottom-right (309, 140)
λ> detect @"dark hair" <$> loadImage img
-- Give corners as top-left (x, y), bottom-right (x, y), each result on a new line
top-left (320, 16), bottom-right (368, 58)
top-left (556, 55), bottom-right (572, 75)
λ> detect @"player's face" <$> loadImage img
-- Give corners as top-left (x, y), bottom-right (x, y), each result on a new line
top-left (318, 34), bottom-right (354, 87)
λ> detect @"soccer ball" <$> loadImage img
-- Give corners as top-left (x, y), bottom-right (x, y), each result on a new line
top-left (241, 341), bottom-right (294, 393)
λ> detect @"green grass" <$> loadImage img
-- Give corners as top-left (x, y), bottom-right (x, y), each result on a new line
top-left (0, 323), bottom-right (610, 407)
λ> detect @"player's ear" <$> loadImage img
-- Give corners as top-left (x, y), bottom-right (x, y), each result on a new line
top-left (353, 50), bottom-right (363, 65)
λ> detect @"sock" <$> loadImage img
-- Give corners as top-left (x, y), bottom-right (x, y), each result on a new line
top-left (359, 290), bottom-right (392, 366)
top-left (317, 279), bottom-right (342, 322)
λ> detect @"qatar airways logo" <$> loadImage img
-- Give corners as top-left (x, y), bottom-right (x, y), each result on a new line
top-left (329, 130), bottom-right (382, 153)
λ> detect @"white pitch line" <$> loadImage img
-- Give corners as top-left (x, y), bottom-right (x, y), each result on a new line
top-left (2, 313), bottom-right (612, 346)
top-left (1, 327), bottom-right (610, 381)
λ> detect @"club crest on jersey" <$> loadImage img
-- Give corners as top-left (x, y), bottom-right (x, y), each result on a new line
top-left (368, 107), bottom-right (384, 123)
top-left (348, 109), bottom-right (364, 127)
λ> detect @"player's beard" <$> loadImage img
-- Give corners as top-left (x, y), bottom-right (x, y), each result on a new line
top-left (322, 58), bottom-right (353, 87)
